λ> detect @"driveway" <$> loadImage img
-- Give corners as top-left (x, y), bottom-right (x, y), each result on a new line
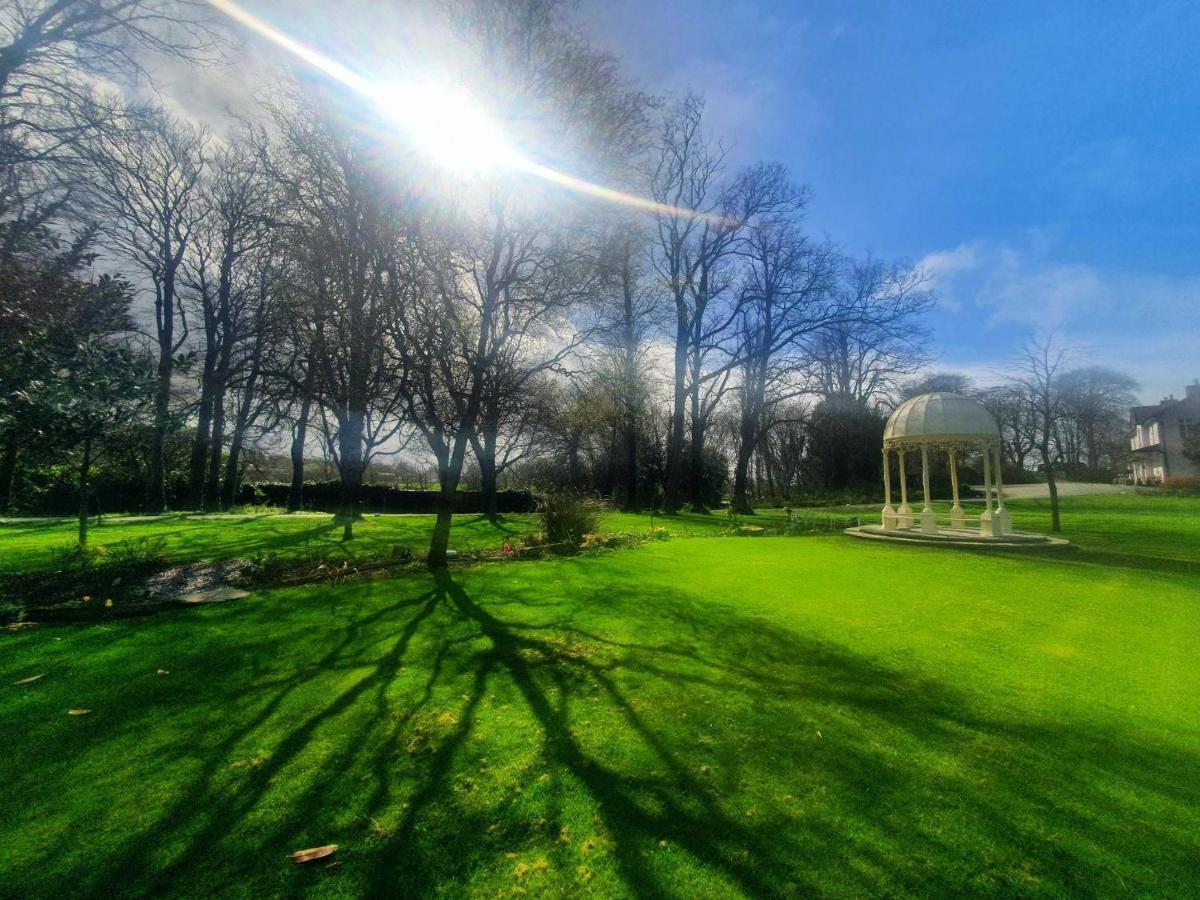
top-left (968, 481), bottom-right (1136, 500)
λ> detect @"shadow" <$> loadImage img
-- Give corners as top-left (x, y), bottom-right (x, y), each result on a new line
top-left (947, 538), bottom-right (1200, 579)
top-left (89, 586), bottom-right (441, 895)
top-left (6, 567), bottom-right (1198, 897)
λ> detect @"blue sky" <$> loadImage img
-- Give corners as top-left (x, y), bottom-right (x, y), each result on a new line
top-left (579, 0), bottom-right (1200, 400)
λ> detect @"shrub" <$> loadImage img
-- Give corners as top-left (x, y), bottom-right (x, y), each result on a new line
top-left (242, 551), bottom-right (289, 584)
top-left (1162, 475), bottom-right (1200, 495)
top-left (48, 543), bottom-right (105, 571)
top-left (539, 492), bottom-right (601, 546)
top-left (107, 536), bottom-right (168, 567)
top-left (580, 532), bottom-right (639, 551)
top-left (235, 481), bottom-right (537, 515)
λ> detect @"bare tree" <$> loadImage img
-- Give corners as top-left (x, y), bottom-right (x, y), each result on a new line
top-left (900, 371), bottom-right (974, 401)
top-left (591, 223), bottom-right (659, 510)
top-left (0, 0), bottom-right (217, 231)
top-left (269, 100), bottom-right (407, 539)
top-left (0, 0), bottom-right (215, 96)
top-left (184, 133), bottom-right (275, 509)
top-left (469, 370), bottom-right (559, 518)
top-left (981, 383), bottom-right (1038, 470)
top-left (649, 93), bottom-right (721, 512)
top-left (1012, 334), bottom-right (1072, 531)
top-left (813, 256), bottom-right (933, 407)
top-left (730, 216), bottom-right (837, 513)
top-left (392, 201), bottom-right (591, 566)
top-left (87, 104), bottom-right (207, 511)
top-left (1057, 366), bottom-right (1139, 471)
top-left (650, 96), bottom-right (801, 510)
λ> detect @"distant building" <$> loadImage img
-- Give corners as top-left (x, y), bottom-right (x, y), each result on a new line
top-left (1129, 381), bottom-right (1200, 484)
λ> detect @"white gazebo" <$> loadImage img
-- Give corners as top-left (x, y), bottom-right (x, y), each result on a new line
top-left (878, 392), bottom-right (1012, 537)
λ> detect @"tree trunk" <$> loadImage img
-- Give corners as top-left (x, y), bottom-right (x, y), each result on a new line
top-left (623, 408), bottom-right (638, 512)
top-left (221, 384), bottom-right (257, 510)
top-left (188, 369), bottom-right (216, 510)
top-left (429, 470), bottom-right (457, 569)
top-left (0, 436), bottom-right (18, 514)
top-left (566, 431), bottom-right (583, 488)
top-left (204, 385), bottom-right (226, 511)
top-left (472, 422), bottom-right (499, 521)
top-left (687, 383), bottom-right (706, 511)
top-left (336, 408), bottom-right (366, 541)
top-left (428, 434), bottom-right (471, 569)
top-left (150, 335), bottom-right (172, 514)
top-left (77, 437), bottom-right (93, 549)
top-left (663, 315), bottom-right (688, 513)
top-left (287, 392), bottom-right (312, 513)
top-left (149, 262), bottom-right (179, 514)
top-left (732, 410), bottom-right (757, 514)
top-left (1046, 459), bottom-right (1061, 532)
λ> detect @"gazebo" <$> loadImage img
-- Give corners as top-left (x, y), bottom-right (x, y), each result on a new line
top-left (879, 392), bottom-right (1012, 537)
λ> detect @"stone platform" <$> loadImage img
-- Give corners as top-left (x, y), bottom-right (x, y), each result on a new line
top-left (845, 525), bottom-right (1069, 548)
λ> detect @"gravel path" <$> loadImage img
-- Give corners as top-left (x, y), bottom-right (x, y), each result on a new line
top-left (967, 481), bottom-right (1136, 499)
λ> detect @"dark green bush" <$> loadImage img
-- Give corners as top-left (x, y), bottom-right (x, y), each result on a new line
top-left (539, 493), bottom-right (601, 546)
top-left (106, 536), bottom-right (168, 567)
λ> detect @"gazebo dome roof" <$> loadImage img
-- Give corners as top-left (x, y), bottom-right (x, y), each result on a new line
top-left (884, 392), bottom-right (1000, 448)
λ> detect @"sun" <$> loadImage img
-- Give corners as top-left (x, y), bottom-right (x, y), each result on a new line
top-left (376, 81), bottom-right (520, 175)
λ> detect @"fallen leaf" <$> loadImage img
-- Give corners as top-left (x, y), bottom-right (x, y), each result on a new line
top-left (156, 669), bottom-right (170, 676)
top-left (14, 673), bottom-right (45, 686)
top-left (290, 845), bottom-right (337, 864)
top-left (68, 709), bottom-right (91, 716)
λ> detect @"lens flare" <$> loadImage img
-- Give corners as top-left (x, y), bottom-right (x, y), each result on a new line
top-left (376, 82), bottom-right (519, 174)
top-left (204, 0), bottom-right (726, 221)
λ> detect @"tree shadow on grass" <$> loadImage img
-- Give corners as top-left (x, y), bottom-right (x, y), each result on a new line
top-left (73, 586), bottom-right (441, 895)
top-left (13, 569), bottom-right (1198, 898)
top-left (356, 573), bottom-right (1200, 896)
top-left (950, 542), bottom-right (1200, 579)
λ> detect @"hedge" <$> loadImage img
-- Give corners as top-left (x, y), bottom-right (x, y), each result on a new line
top-left (6, 474), bottom-right (535, 516)
top-left (235, 481), bottom-right (537, 514)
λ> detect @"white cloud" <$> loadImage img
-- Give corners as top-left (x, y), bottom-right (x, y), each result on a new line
top-left (917, 242), bottom-right (979, 312)
top-left (1051, 137), bottom-right (1145, 204)
top-left (921, 237), bottom-right (1199, 332)
top-left (918, 235), bottom-right (1200, 402)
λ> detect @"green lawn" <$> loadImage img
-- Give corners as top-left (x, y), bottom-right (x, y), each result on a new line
top-left (0, 508), bottom-right (752, 576)
top-left (1, 496), bottom-right (1198, 896)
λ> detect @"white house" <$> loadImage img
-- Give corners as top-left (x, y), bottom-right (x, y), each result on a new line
top-left (1129, 381), bottom-right (1200, 484)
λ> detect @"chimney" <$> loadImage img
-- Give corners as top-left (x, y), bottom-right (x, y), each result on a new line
top-left (1186, 381), bottom-right (1200, 400)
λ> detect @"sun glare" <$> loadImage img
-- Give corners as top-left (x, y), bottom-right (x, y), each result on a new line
top-left (376, 82), bottom-right (520, 175)
top-left (205, 0), bottom-right (727, 219)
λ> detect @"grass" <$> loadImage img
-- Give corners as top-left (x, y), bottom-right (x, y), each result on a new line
top-left (0, 508), bottom-right (769, 576)
top-left (1, 495), bottom-right (1198, 896)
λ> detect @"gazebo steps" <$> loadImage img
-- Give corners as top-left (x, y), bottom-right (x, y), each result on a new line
top-left (845, 525), bottom-right (1070, 548)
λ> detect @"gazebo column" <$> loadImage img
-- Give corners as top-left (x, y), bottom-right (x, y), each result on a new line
top-left (919, 445), bottom-right (938, 534)
top-left (980, 443), bottom-right (999, 537)
top-left (993, 445), bottom-right (1011, 534)
top-left (881, 448), bottom-right (897, 529)
top-left (949, 448), bottom-right (965, 529)
top-left (896, 449), bottom-right (912, 527)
